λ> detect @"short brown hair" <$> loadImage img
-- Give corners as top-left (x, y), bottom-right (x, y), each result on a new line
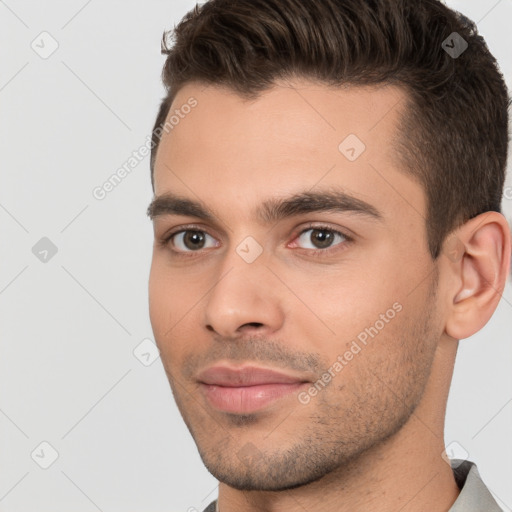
top-left (150, 0), bottom-right (510, 259)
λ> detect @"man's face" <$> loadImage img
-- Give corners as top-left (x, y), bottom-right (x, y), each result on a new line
top-left (148, 80), bottom-right (443, 490)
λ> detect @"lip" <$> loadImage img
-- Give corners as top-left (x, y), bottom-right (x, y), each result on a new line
top-left (197, 365), bottom-right (310, 414)
top-left (197, 365), bottom-right (308, 386)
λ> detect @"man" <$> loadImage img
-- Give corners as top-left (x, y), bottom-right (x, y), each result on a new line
top-left (146, 0), bottom-right (510, 510)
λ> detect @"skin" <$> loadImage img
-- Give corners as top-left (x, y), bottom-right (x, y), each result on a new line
top-left (148, 79), bottom-right (510, 512)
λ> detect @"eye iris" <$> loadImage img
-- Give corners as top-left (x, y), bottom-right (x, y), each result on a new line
top-left (311, 229), bottom-right (334, 248)
top-left (184, 230), bottom-right (205, 250)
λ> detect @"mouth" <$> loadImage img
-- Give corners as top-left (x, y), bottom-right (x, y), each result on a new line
top-left (196, 364), bottom-right (310, 414)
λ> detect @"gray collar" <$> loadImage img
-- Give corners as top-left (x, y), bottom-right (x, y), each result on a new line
top-left (449, 459), bottom-right (502, 511)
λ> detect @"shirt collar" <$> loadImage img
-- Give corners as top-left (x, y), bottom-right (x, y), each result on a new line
top-left (448, 459), bottom-right (502, 511)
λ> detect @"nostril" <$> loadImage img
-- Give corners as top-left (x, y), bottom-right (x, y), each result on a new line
top-left (243, 322), bottom-right (263, 328)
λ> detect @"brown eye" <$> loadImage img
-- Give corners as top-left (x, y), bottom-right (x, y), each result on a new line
top-left (171, 230), bottom-right (217, 252)
top-left (297, 227), bottom-right (347, 250)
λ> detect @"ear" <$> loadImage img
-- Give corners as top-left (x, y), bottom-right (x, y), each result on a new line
top-left (443, 212), bottom-right (511, 340)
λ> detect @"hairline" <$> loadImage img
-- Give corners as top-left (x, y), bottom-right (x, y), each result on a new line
top-left (151, 77), bottom-right (422, 188)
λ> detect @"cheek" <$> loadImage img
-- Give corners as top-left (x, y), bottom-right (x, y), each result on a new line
top-left (294, 262), bottom-right (400, 331)
top-left (291, 259), bottom-right (416, 373)
top-left (148, 261), bottom-right (166, 332)
top-left (148, 258), bottom-right (208, 367)
top-left (148, 259), bottom-right (183, 347)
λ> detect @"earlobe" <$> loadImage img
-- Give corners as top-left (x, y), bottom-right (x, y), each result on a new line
top-left (444, 212), bottom-right (511, 340)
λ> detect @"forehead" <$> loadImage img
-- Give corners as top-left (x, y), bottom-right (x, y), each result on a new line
top-left (153, 79), bottom-right (424, 227)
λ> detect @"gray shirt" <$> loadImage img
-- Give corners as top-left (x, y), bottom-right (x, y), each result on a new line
top-left (201, 460), bottom-right (502, 512)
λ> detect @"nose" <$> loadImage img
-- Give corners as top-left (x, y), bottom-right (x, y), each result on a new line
top-left (203, 253), bottom-right (285, 338)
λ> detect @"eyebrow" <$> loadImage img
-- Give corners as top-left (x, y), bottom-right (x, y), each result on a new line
top-left (146, 189), bottom-right (383, 225)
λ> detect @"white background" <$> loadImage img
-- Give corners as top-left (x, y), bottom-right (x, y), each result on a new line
top-left (0, 1), bottom-right (511, 511)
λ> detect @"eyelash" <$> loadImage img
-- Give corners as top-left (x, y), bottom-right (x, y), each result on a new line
top-left (158, 223), bottom-right (353, 259)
